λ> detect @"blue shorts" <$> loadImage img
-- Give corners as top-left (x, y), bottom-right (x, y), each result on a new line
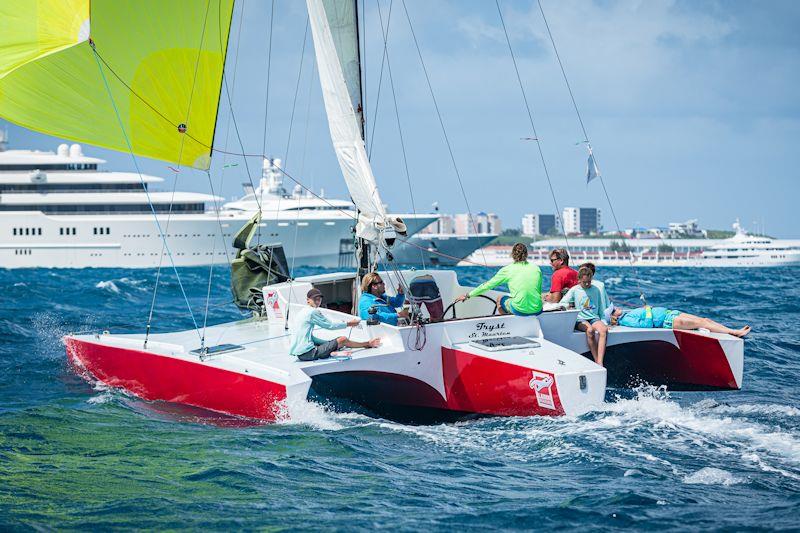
top-left (500, 295), bottom-right (541, 316)
top-left (577, 317), bottom-right (601, 326)
top-left (662, 310), bottom-right (681, 329)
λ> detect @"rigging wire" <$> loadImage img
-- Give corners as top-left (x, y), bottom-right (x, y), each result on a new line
top-left (535, 0), bottom-right (647, 303)
top-left (494, 0), bottom-right (570, 255)
top-left (367, 0), bottom-right (394, 158)
top-left (200, 0), bottom-right (250, 346)
top-left (261, 0), bottom-right (276, 159)
top-left (282, 19), bottom-right (311, 170)
top-left (375, 0), bottom-right (426, 269)
top-left (400, 0), bottom-right (488, 266)
top-left (360, 0), bottom-right (368, 145)
top-left (89, 45), bottom-right (201, 341)
top-left (281, 21), bottom-right (313, 332)
top-left (144, 0), bottom-right (214, 347)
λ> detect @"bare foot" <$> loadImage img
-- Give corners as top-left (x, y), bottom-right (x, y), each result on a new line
top-left (733, 325), bottom-right (751, 338)
top-left (368, 338), bottom-right (382, 348)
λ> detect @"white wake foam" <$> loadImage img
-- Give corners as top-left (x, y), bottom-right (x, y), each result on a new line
top-left (95, 280), bottom-right (120, 294)
top-left (683, 467), bottom-right (745, 486)
top-left (274, 397), bottom-right (372, 431)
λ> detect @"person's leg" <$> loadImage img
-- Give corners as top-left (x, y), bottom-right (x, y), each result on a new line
top-left (593, 320), bottom-right (609, 366)
top-left (496, 295), bottom-right (509, 315)
top-left (576, 321), bottom-right (598, 361)
top-left (673, 314), bottom-right (751, 337)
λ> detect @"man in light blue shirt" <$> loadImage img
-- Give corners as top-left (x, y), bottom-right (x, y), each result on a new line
top-left (290, 288), bottom-right (381, 361)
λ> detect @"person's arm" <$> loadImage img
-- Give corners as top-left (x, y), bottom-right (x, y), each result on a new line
top-left (310, 308), bottom-right (347, 330)
top-left (387, 292), bottom-right (405, 308)
top-left (548, 270), bottom-right (564, 302)
top-left (358, 294), bottom-right (371, 320)
top-left (560, 286), bottom-right (575, 307)
top-left (618, 307), bottom-right (653, 328)
top-left (468, 266), bottom-right (509, 298)
top-left (375, 308), bottom-right (399, 326)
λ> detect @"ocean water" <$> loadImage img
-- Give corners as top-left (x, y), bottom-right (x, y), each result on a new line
top-left (1, 265), bottom-right (798, 530)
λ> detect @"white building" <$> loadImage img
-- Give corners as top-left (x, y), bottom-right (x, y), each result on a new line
top-left (521, 213), bottom-right (557, 237)
top-left (668, 219), bottom-right (706, 238)
top-left (454, 212), bottom-right (501, 235)
top-left (562, 207), bottom-right (601, 235)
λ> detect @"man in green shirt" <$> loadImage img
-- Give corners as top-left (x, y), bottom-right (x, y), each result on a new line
top-left (456, 243), bottom-right (543, 315)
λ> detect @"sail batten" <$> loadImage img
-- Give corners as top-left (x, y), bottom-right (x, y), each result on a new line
top-left (0, 0), bottom-right (234, 170)
top-left (307, 0), bottom-right (388, 242)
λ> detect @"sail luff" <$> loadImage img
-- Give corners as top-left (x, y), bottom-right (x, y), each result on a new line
top-left (307, 0), bottom-right (388, 242)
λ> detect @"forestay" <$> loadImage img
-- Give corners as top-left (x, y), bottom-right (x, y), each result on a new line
top-left (306, 0), bottom-right (390, 243)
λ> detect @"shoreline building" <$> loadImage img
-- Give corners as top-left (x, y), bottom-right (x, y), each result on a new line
top-left (562, 207), bottom-right (601, 235)
top-left (454, 212), bottom-right (501, 235)
top-left (521, 213), bottom-right (557, 237)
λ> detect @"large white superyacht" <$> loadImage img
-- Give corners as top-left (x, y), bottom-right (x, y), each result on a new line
top-left (468, 221), bottom-right (800, 268)
top-left (0, 137), bottom-right (436, 269)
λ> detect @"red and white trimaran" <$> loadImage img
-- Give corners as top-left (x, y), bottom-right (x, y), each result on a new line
top-left (2, 0), bottom-right (741, 422)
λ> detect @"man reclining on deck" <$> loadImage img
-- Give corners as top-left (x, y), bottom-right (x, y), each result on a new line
top-left (290, 288), bottom-right (381, 361)
top-left (607, 306), bottom-right (751, 337)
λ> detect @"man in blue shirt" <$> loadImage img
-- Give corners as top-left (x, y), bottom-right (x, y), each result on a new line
top-left (358, 272), bottom-right (409, 326)
top-left (290, 288), bottom-right (381, 361)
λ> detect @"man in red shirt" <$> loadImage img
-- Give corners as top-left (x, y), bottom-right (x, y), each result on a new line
top-left (544, 248), bottom-right (578, 303)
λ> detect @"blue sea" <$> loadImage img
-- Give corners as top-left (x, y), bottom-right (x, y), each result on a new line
top-left (1, 265), bottom-right (798, 530)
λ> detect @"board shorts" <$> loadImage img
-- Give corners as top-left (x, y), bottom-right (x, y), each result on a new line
top-left (500, 295), bottom-right (541, 317)
top-left (296, 338), bottom-right (339, 361)
top-left (577, 317), bottom-right (601, 327)
top-left (662, 310), bottom-right (681, 329)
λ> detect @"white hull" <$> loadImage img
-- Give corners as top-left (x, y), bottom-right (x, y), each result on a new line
top-left (0, 211), bottom-right (350, 269)
top-left (0, 211), bottom-right (437, 269)
top-left (465, 248), bottom-right (800, 268)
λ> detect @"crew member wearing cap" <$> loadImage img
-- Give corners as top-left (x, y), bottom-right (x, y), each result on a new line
top-left (289, 287), bottom-right (381, 361)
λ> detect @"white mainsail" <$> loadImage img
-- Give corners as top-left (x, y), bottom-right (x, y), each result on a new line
top-left (306, 0), bottom-right (390, 244)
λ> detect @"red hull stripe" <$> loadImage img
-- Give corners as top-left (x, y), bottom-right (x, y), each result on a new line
top-left (441, 347), bottom-right (565, 416)
top-left (66, 338), bottom-right (287, 421)
top-left (672, 331), bottom-right (738, 389)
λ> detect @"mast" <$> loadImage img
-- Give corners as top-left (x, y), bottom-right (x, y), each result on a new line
top-left (307, 0), bottom-right (395, 276)
top-left (354, 0), bottom-right (370, 276)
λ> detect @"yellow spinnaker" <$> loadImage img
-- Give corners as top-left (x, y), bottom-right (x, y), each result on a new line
top-left (0, 0), bottom-right (234, 169)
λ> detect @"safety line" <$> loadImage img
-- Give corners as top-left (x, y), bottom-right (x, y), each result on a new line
top-left (400, 0), bottom-right (488, 266)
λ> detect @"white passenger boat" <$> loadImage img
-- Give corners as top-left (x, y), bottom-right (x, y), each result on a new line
top-left (470, 221), bottom-right (800, 268)
top-left (0, 139), bottom-right (436, 269)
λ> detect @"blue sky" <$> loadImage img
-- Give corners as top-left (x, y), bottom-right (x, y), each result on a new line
top-left (5, 0), bottom-right (799, 236)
